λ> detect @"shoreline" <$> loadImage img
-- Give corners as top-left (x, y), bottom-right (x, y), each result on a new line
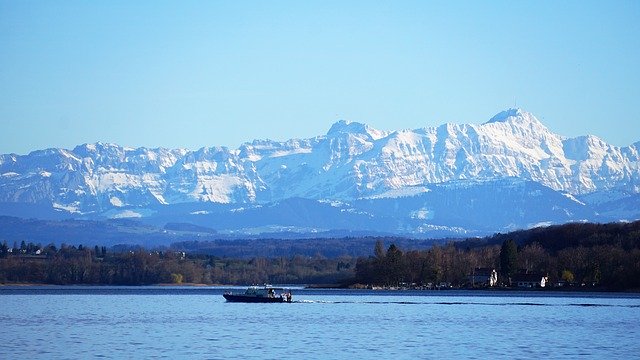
top-left (0, 282), bottom-right (229, 287)
top-left (1, 282), bottom-right (638, 293)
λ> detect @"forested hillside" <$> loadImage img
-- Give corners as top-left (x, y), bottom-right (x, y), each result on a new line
top-left (1, 221), bottom-right (639, 290)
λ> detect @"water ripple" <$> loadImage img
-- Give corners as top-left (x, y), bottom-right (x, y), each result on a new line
top-left (1, 290), bottom-right (639, 359)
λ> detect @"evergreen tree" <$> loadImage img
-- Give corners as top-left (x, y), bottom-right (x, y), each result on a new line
top-left (0, 240), bottom-right (8, 258)
top-left (500, 239), bottom-right (518, 285)
top-left (386, 244), bottom-right (404, 286)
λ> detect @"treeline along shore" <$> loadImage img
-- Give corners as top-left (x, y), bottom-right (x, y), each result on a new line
top-left (1, 221), bottom-right (639, 291)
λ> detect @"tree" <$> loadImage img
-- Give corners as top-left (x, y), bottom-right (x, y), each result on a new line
top-left (170, 273), bottom-right (184, 284)
top-left (561, 269), bottom-right (574, 283)
top-left (374, 240), bottom-right (385, 260)
top-left (0, 241), bottom-right (8, 258)
top-left (518, 242), bottom-right (549, 273)
top-left (500, 239), bottom-right (518, 285)
top-left (385, 244), bottom-right (404, 286)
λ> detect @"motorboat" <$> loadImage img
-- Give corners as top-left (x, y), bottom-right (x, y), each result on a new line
top-left (223, 286), bottom-right (292, 303)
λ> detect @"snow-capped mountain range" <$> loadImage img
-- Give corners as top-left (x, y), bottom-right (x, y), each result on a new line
top-left (1, 109), bottom-right (639, 237)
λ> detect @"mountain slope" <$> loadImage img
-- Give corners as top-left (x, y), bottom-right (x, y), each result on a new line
top-left (0, 109), bottom-right (638, 236)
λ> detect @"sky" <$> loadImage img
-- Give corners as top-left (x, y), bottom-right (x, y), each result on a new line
top-left (1, 0), bottom-right (639, 155)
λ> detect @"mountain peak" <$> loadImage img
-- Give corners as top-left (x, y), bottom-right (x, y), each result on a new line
top-left (327, 120), bottom-right (387, 140)
top-left (484, 108), bottom-right (547, 128)
top-left (327, 120), bottom-right (367, 135)
top-left (486, 108), bottom-right (527, 124)
top-left (73, 142), bottom-right (122, 152)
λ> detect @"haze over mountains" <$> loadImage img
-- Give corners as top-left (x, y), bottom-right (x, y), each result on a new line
top-left (1, 109), bottom-right (639, 238)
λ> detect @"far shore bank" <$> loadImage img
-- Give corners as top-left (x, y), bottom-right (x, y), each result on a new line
top-left (2, 282), bottom-right (638, 293)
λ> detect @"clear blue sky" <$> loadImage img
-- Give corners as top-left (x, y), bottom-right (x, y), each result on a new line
top-left (1, 0), bottom-right (639, 154)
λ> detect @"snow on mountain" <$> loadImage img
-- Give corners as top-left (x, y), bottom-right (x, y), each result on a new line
top-left (163, 146), bottom-right (262, 204)
top-left (0, 109), bottom-right (638, 235)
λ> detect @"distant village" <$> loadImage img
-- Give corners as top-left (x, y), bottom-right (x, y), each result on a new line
top-left (360, 268), bottom-right (552, 290)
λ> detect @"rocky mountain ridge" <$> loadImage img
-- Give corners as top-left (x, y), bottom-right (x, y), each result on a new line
top-left (1, 109), bottom-right (638, 237)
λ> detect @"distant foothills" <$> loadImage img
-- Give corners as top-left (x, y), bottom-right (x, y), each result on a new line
top-left (1, 220), bottom-right (639, 291)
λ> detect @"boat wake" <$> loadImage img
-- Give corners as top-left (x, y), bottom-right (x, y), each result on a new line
top-left (294, 299), bottom-right (334, 304)
top-left (292, 300), bottom-right (640, 308)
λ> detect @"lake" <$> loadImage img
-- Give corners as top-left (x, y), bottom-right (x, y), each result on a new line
top-left (1, 287), bottom-right (639, 359)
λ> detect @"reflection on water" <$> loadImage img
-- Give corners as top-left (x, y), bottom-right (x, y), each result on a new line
top-left (1, 287), bottom-right (639, 359)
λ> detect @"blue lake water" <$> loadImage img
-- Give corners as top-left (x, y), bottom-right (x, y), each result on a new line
top-left (1, 287), bottom-right (639, 359)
